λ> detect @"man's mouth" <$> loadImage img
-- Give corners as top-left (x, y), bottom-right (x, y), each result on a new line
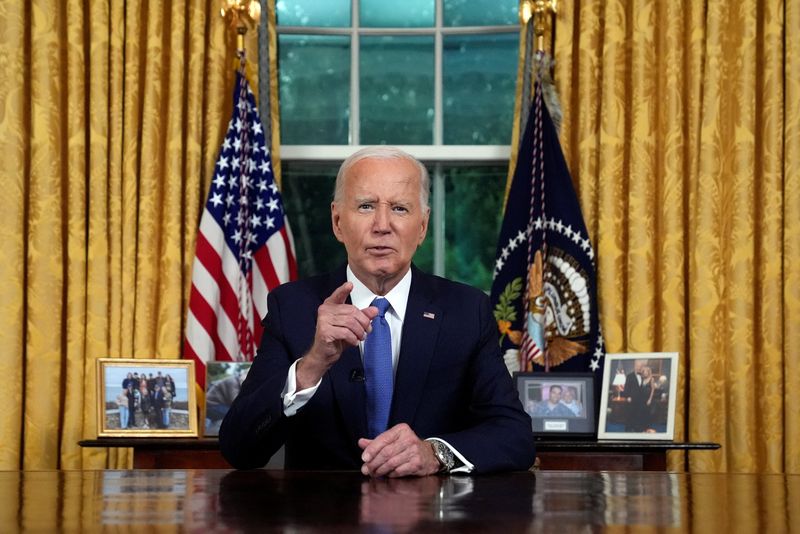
top-left (367, 246), bottom-right (394, 255)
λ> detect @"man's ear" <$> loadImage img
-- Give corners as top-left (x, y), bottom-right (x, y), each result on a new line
top-left (418, 207), bottom-right (430, 245)
top-left (331, 202), bottom-right (344, 243)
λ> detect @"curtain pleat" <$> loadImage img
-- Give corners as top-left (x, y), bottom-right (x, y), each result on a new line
top-left (0, 2), bottom-right (28, 469)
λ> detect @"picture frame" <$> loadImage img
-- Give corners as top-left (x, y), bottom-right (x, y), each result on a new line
top-left (514, 372), bottom-right (596, 438)
top-left (203, 361), bottom-right (252, 436)
top-left (97, 358), bottom-right (198, 437)
top-left (598, 352), bottom-right (679, 440)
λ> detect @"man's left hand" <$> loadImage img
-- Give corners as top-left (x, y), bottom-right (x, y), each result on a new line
top-left (358, 423), bottom-right (441, 478)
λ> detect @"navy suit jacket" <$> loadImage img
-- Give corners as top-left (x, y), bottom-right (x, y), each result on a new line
top-left (219, 265), bottom-right (536, 473)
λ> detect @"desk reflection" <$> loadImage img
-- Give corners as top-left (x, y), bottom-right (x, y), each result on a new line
top-left (1, 470), bottom-right (798, 532)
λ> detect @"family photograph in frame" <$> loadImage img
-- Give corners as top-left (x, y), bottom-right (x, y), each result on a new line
top-left (514, 372), bottom-right (596, 438)
top-left (97, 358), bottom-right (198, 437)
top-left (598, 352), bottom-right (679, 440)
top-left (204, 361), bottom-right (252, 436)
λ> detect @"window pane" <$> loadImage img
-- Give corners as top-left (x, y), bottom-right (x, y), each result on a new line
top-left (360, 36), bottom-right (434, 145)
top-left (280, 163), bottom-right (346, 278)
top-left (443, 0), bottom-right (519, 26)
top-left (279, 35), bottom-right (350, 144)
top-left (360, 0), bottom-right (434, 27)
top-left (443, 33), bottom-right (518, 144)
top-left (276, 0), bottom-right (350, 27)
top-left (444, 165), bottom-right (506, 290)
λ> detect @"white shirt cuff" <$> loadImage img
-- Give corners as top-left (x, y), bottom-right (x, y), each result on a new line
top-left (282, 359), bottom-right (322, 416)
top-left (426, 437), bottom-right (474, 473)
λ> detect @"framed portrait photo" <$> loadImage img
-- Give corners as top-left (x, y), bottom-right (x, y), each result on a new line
top-left (514, 372), bottom-right (596, 438)
top-left (96, 358), bottom-right (198, 437)
top-left (204, 361), bottom-right (252, 436)
top-left (598, 352), bottom-right (679, 440)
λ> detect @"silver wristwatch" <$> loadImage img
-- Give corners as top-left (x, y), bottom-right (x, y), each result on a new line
top-left (430, 440), bottom-right (455, 473)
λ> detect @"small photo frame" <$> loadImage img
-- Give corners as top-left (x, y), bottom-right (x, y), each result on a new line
top-left (204, 361), bottom-right (252, 436)
top-left (97, 358), bottom-right (198, 437)
top-left (598, 352), bottom-right (679, 440)
top-left (514, 372), bottom-right (596, 438)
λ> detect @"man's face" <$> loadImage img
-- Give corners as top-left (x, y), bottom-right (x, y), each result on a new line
top-left (332, 157), bottom-right (429, 291)
top-left (548, 387), bottom-right (562, 404)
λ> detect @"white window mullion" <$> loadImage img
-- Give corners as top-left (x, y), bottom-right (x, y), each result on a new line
top-left (433, 0), bottom-right (443, 146)
top-left (432, 163), bottom-right (445, 277)
top-left (350, 0), bottom-right (360, 145)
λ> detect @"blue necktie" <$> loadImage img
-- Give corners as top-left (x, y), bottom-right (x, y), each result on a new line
top-left (364, 297), bottom-right (393, 438)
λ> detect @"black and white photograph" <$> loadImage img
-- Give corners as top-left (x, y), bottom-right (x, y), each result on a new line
top-left (598, 353), bottom-right (679, 440)
top-left (97, 358), bottom-right (198, 437)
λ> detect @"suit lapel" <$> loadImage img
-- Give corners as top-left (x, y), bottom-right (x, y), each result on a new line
top-left (390, 268), bottom-right (442, 426)
top-left (324, 267), bottom-right (368, 441)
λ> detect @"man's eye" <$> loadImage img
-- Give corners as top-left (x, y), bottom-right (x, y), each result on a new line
top-left (358, 204), bottom-right (374, 211)
top-left (392, 206), bottom-right (408, 213)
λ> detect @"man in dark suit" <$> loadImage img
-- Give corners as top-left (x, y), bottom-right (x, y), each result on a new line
top-left (220, 146), bottom-right (536, 477)
top-left (622, 359), bottom-right (648, 432)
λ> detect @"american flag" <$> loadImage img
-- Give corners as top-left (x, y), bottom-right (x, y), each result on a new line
top-left (185, 69), bottom-right (297, 388)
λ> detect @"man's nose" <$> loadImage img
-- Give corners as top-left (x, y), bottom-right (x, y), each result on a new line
top-left (372, 205), bottom-right (391, 232)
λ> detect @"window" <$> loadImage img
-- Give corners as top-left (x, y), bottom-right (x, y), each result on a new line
top-left (276, 0), bottom-right (519, 290)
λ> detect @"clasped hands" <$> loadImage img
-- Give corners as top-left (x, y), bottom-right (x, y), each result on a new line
top-left (296, 282), bottom-right (441, 478)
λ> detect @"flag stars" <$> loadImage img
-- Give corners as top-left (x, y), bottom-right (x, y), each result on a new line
top-left (266, 198), bottom-right (279, 212)
top-left (233, 137), bottom-right (242, 152)
top-left (222, 212), bottom-right (232, 226)
top-left (260, 160), bottom-right (271, 174)
top-left (225, 194), bottom-right (235, 207)
top-left (209, 193), bottom-right (223, 207)
top-left (222, 137), bottom-right (232, 151)
top-left (253, 122), bottom-right (263, 135)
top-left (232, 230), bottom-right (242, 244)
top-left (235, 118), bottom-right (243, 132)
top-left (257, 180), bottom-right (268, 192)
top-left (213, 174), bottom-right (226, 189)
top-left (250, 214), bottom-right (262, 227)
top-left (266, 216), bottom-right (275, 229)
top-left (218, 156), bottom-right (229, 170)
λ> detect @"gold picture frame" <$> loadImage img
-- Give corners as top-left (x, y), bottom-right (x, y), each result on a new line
top-left (97, 358), bottom-right (198, 438)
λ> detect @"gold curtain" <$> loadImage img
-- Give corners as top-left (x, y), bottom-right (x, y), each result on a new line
top-left (549, 0), bottom-right (799, 473)
top-left (0, 1), bottom-right (262, 469)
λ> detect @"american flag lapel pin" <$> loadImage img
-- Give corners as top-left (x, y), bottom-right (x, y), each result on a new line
top-left (423, 311), bottom-right (435, 319)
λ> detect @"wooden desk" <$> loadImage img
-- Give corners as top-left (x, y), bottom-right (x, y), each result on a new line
top-left (79, 438), bottom-right (719, 471)
top-left (2, 469), bottom-right (797, 531)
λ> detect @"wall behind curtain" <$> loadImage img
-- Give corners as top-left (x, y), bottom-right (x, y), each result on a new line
top-left (0, 0), bottom-right (258, 469)
top-left (554, 0), bottom-right (799, 473)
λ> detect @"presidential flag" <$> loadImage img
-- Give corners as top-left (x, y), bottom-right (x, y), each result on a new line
top-left (185, 69), bottom-right (297, 388)
top-left (490, 73), bottom-right (604, 377)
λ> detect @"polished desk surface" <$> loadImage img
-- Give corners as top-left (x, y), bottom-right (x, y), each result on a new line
top-left (3, 470), bottom-right (798, 532)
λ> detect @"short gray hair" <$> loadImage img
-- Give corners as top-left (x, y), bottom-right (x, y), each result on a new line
top-left (333, 146), bottom-right (430, 210)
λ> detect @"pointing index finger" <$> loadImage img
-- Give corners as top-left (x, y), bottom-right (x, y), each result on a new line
top-left (325, 281), bottom-right (353, 305)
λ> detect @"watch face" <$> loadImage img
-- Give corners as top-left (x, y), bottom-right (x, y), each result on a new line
top-left (434, 442), bottom-right (454, 470)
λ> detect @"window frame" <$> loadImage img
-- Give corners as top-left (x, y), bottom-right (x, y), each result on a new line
top-left (276, 0), bottom-right (519, 279)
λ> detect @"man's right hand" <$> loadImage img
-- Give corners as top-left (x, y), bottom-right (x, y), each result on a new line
top-left (296, 282), bottom-right (379, 389)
